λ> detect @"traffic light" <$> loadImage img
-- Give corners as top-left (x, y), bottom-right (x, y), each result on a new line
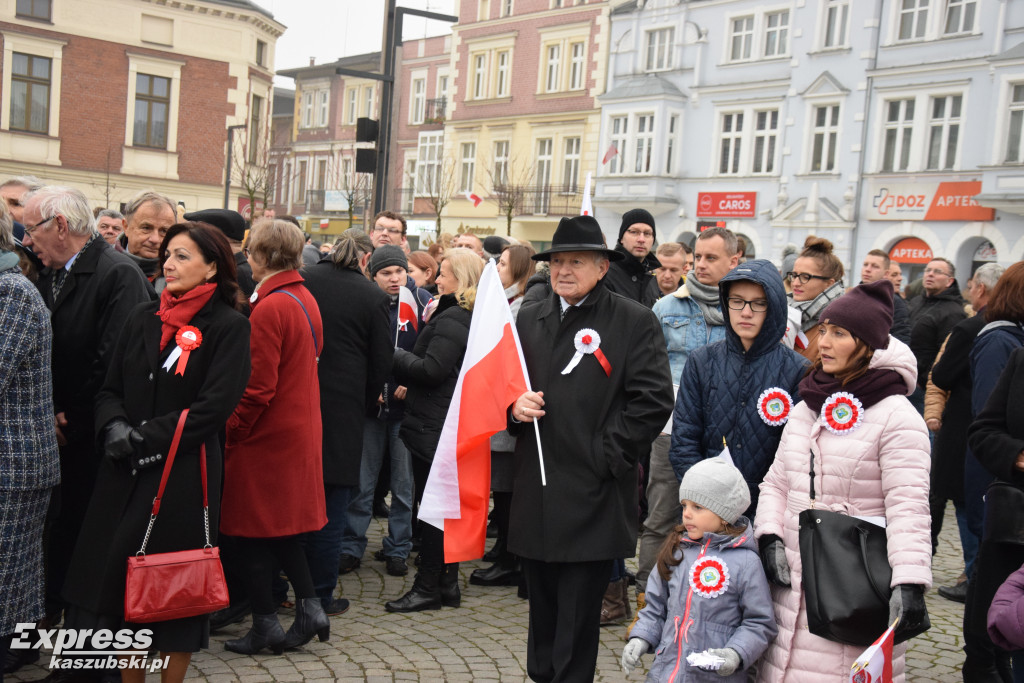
top-left (356, 117), bottom-right (378, 174)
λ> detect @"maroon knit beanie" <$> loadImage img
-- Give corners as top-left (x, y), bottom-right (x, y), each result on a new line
top-left (819, 279), bottom-right (894, 350)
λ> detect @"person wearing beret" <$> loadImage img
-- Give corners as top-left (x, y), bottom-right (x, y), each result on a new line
top-left (509, 215), bottom-right (673, 681)
top-left (184, 208), bottom-right (256, 298)
top-left (602, 208), bottom-right (662, 308)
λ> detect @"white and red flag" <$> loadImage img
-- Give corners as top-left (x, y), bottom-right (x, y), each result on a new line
top-left (418, 261), bottom-right (533, 562)
top-left (580, 172), bottom-right (593, 216)
top-left (849, 621), bottom-right (896, 683)
top-left (464, 191), bottom-right (483, 207)
top-left (397, 286), bottom-right (422, 335)
top-left (602, 143), bottom-right (619, 165)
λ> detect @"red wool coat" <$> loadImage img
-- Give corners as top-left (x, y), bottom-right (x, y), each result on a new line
top-left (222, 270), bottom-right (327, 537)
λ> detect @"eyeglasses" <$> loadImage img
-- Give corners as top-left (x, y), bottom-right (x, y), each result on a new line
top-left (243, 248), bottom-right (251, 258)
top-left (923, 267), bottom-right (951, 277)
top-left (624, 228), bottom-right (654, 239)
top-left (372, 226), bottom-right (404, 235)
top-left (726, 297), bottom-right (768, 313)
top-left (787, 271), bottom-right (831, 285)
top-left (24, 215), bottom-right (56, 236)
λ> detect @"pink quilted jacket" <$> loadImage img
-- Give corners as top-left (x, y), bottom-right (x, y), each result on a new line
top-left (754, 336), bottom-right (932, 682)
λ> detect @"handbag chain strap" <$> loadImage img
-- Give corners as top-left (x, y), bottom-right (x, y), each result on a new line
top-left (136, 408), bottom-right (211, 556)
top-left (808, 450), bottom-right (816, 509)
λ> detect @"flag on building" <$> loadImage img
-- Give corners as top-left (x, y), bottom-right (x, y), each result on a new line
top-left (581, 172), bottom-right (593, 216)
top-left (319, 218), bottom-right (330, 230)
top-left (418, 261), bottom-right (531, 562)
top-left (602, 143), bottom-right (619, 165)
top-left (465, 191), bottom-right (483, 207)
top-left (850, 621), bottom-right (896, 683)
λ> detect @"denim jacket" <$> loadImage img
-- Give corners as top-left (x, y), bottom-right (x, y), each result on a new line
top-left (653, 288), bottom-right (727, 385)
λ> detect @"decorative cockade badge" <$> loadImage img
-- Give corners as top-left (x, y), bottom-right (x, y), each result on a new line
top-left (560, 328), bottom-right (611, 377)
top-left (820, 391), bottom-right (864, 436)
top-left (162, 325), bottom-right (203, 376)
top-left (757, 388), bottom-right (793, 427)
top-left (689, 556), bottom-right (730, 599)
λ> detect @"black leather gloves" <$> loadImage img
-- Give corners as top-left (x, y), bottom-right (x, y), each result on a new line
top-left (889, 584), bottom-right (928, 639)
top-left (104, 419), bottom-right (143, 462)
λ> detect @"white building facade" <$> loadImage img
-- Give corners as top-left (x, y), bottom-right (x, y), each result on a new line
top-left (597, 0), bottom-right (1023, 282)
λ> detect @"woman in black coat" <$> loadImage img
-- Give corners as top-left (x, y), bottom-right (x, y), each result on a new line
top-left (62, 222), bottom-right (250, 683)
top-left (384, 249), bottom-right (482, 613)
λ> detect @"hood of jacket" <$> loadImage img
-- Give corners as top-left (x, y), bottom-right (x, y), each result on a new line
top-left (868, 335), bottom-right (918, 394)
top-left (680, 515), bottom-right (757, 553)
top-left (718, 259), bottom-right (789, 358)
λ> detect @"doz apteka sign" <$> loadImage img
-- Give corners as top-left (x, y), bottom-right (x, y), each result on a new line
top-left (867, 181), bottom-right (994, 221)
top-left (697, 192), bottom-right (757, 218)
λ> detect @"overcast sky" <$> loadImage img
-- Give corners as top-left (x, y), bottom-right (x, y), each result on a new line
top-left (264, 0), bottom-right (457, 87)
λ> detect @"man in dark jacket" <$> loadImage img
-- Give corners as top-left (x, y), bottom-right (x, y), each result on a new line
top-left (509, 215), bottom-right (673, 682)
top-left (908, 257), bottom-right (966, 390)
top-left (22, 185), bottom-right (153, 625)
top-left (184, 208), bottom-right (256, 298)
top-left (602, 208), bottom-right (661, 307)
top-left (859, 249), bottom-right (910, 344)
top-left (118, 190), bottom-right (177, 291)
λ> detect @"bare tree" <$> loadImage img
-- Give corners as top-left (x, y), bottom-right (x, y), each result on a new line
top-left (486, 153), bottom-right (535, 237)
top-left (327, 146), bottom-right (373, 229)
top-left (89, 145), bottom-right (122, 208)
top-left (420, 156), bottom-right (458, 240)
top-left (233, 122), bottom-right (272, 219)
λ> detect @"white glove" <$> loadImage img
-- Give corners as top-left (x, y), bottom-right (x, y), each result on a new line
top-left (621, 638), bottom-right (648, 674)
top-left (707, 648), bottom-right (741, 676)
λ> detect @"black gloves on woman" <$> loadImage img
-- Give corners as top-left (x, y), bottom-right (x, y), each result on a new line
top-left (104, 419), bottom-right (143, 462)
top-left (889, 584), bottom-right (928, 639)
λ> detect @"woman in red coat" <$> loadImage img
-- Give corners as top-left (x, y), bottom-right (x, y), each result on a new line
top-left (222, 218), bottom-right (328, 654)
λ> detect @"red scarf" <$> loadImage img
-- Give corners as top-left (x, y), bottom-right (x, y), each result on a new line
top-left (156, 283), bottom-right (217, 351)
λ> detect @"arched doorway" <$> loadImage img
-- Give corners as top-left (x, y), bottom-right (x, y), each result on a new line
top-left (888, 236), bottom-right (936, 285)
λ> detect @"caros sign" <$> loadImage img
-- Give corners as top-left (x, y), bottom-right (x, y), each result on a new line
top-left (696, 192), bottom-right (757, 218)
top-left (867, 181), bottom-right (994, 221)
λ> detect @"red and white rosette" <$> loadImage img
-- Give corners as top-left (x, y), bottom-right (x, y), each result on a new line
top-left (756, 387), bottom-right (793, 427)
top-left (560, 328), bottom-right (612, 377)
top-left (820, 391), bottom-right (863, 436)
top-left (162, 325), bottom-right (203, 376)
top-left (689, 555), bottom-right (730, 599)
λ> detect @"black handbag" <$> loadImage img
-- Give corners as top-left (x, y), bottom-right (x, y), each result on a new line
top-left (798, 450), bottom-right (928, 645)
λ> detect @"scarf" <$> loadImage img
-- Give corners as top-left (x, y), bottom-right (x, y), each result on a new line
top-left (504, 282), bottom-right (522, 303)
top-left (684, 276), bottom-right (725, 327)
top-left (798, 366), bottom-right (907, 413)
top-left (789, 280), bottom-right (845, 332)
top-left (156, 282), bottom-right (217, 351)
top-left (0, 248), bottom-right (19, 272)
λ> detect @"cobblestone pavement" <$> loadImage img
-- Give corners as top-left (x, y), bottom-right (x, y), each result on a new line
top-left (13, 505), bottom-right (967, 681)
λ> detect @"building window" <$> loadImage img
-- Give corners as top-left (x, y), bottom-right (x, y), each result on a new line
top-left (811, 104), bottom-right (840, 172)
top-left (764, 11), bottom-right (789, 57)
top-left (563, 136), bottom-right (580, 190)
top-left (666, 114), bottom-right (679, 175)
top-left (478, 0), bottom-right (489, 21)
top-left (752, 110), bottom-right (778, 174)
top-left (730, 16), bottom-right (754, 61)
top-left (645, 28), bottom-right (674, 71)
top-left (132, 73), bottom-right (170, 148)
top-left (10, 52), bottom-right (50, 134)
top-left (944, 0), bottom-right (975, 34)
top-left (1008, 85), bottom-right (1024, 162)
top-left (256, 40), bottom-right (266, 67)
top-left (301, 91), bottom-right (313, 128)
top-left (248, 94), bottom-right (263, 163)
top-left (411, 78), bottom-right (425, 124)
top-left (15, 0), bottom-right (50, 21)
top-left (493, 140), bottom-right (509, 185)
top-left (898, 0), bottom-right (929, 41)
top-left (347, 89), bottom-right (357, 125)
top-left (823, 0), bottom-right (850, 48)
top-left (501, 0), bottom-right (513, 17)
top-left (437, 73), bottom-right (449, 101)
top-left (296, 160), bottom-right (308, 205)
top-left (416, 132), bottom-right (443, 195)
top-left (608, 115), bottom-right (628, 175)
top-left (460, 142), bottom-right (476, 193)
top-left (569, 43), bottom-right (585, 90)
top-left (496, 51), bottom-right (510, 97)
top-left (634, 114), bottom-right (655, 174)
top-left (536, 138), bottom-right (553, 212)
top-left (473, 54), bottom-right (487, 99)
top-left (882, 99), bottom-right (914, 172)
top-left (317, 90), bottom-right (328, 127)
top-left (364, 86), bottom-right (374, 117)
top-left (719, 112), bottom-right (744, 175)
top-left (545, 44), bottom-right (561, 92)
top-left (927, 94), bottom-right (961, 170)
top-left (316, 158), bottom-right (328, 190)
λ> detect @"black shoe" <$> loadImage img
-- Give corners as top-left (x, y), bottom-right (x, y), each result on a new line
top-left (469, 562), bottom-right (521, 587)
top-left (385, 572), bottom-right (441, 613)
top-left (440, 564), bottom-right (461, 608)
top-left (3, 647), bottom-right (40, 674)
top-left (209, 599), bottom-right (252, 632)
top-left (386, 556), bottom-right (409, 576)
top-left (224, 612), bottom-right (286, 655)
top-left (937, 581), bottom-right (969, 603)
top-left (282, 597), bottom-right (330, 649)
top-left (625, 569), bottom-right (637, 586)
top-left (373, 498), bottom-right (390, 518)
top-left (40, 671), bottom-right (104, 682)
top-left (373, 548), bottom-right (386, 562)
top-left (323, 597), bottom-right (350, 616)
top-left (338, 553), bottom-right (361, 574)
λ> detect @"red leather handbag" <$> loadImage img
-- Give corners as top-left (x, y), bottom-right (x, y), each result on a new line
top-left (124, 409), bottom-right (229, 623)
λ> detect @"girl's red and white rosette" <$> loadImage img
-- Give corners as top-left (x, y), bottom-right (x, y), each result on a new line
top-left (756, 387), bottom-right (793, 427)
top-left (689, 556), bottom-right (730, 599)
top-left (162, 325), bottom-right (203, 376)
top-left (820, 391), bottom-right (863, 435)
top-left (560, 328), bottom-right (612, 377)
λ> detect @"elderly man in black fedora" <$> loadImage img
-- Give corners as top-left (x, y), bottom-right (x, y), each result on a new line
top-left (508, 215), bottom-right (673, 682)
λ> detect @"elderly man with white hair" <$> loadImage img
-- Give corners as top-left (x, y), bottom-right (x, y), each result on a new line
top-left (20, 186), bottom-right (152, 637)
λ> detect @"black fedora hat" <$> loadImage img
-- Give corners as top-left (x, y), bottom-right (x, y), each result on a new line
top-left (533, 215), bottom-right (623, 262)
top-left (183, 208), bottom-right (247, 242)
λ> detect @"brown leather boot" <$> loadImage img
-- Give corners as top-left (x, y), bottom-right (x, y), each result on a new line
top-left (625, 591), bottom-right (646, 638)
top-left (600, 577), bottom-right (628, 625)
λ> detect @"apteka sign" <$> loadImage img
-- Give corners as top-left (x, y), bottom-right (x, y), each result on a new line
top-left (867, 181), bottom-right (994, 221)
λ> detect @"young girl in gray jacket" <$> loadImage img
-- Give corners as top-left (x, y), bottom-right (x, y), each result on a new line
top-left (623, 458), bottom-right (778, 681)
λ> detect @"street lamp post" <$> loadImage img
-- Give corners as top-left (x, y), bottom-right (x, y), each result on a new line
top-left (224, 124), bottom-right (246, 210)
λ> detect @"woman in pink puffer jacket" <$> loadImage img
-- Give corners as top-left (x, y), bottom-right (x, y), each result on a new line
top-left (754, 280), bottom-right (932, 682)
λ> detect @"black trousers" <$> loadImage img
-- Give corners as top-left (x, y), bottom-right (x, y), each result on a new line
top-left (236, 536), bottom-right (315, 615)
top-left (963, 540), bottom-right (1024, 682)
top-left (521, 557), bottom-right (612, 683)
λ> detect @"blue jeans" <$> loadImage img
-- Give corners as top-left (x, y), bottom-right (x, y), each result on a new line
top-left (954, 500), bottom-right (980, 579)
top-left (303, 484), bottom-right (354, 605)
top-left (340, 419), bottom-right (414, 559)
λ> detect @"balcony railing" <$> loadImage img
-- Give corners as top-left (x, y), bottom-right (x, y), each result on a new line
top-left (424, 97), bottom-right (447, 123)
top-left (495, 184), bottom-right (581, 216)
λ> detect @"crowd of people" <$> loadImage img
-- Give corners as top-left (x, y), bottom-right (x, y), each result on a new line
top-left (0, 176), bottom-right (1023, 683)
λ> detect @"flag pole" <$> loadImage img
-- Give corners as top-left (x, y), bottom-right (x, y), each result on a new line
top-left (533, 421), bottom-right (546, 486)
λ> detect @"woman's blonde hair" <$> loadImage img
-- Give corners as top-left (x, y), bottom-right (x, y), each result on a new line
top-left (248, 218), bottom-right (304, 272)
top-left (443, 249), bottom-right (484, 310)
